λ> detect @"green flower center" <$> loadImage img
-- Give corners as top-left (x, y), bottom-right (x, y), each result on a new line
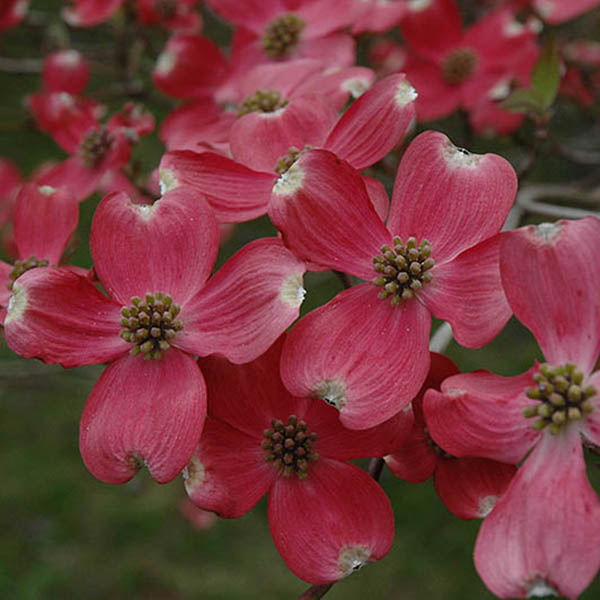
top-left (372, 236), bottom-right (434, 305)
top-left (237, 89), bottom-right (289, 117)
top-left (262, 14), bottom-right (305, 59)
top-left (441, 48), bottom-right (478, 85)
top-left (261, 415), bottom-right (319, 479)
top-left (523, 363), bottom-right (597, 434)
top-left (79, 127), bottom-right (113, 168)
top-left (7, 256), bottom-right (49, 290)
top-left (274, 145), bottom-right (313, 175)
top-left (119, 292), bottom-right (182, 360)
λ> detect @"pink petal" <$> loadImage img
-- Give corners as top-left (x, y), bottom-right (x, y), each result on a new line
top-left (63, 0), bottom-right (122, 27)
top-left (500, 217), bottom-right (600, 374)
top-left (90, 188), bottom-right (218, 306)
top-left (42, 49), bottom-right (90, 95)
top-left (402, 58), bottom-right (462, 121)
top-left (268, 458), bottom-right (394, 584)
top-left (385, 352), bottom-right (460, 482)
top-left (153, 35), bottom-right (227, 100)
top-left (280, 282), bottom-right (431, 430)
top-left (35, 156), bottom-right (104, 203)
top-left (159, 100), bottom-right (232, 151)
top-left (293, 33), bottom-right (355, 68)
top-left (433, 457), bottom-right (516, 520)
top-left (474, 428), bottom-right (600, 600)
top-left (400, 0), bottom-right (463, 60)
top-left (305, 398), bottom-right (413, 461)
top-left (14, 184), bottom-right (78, 265)
top-left (80, 349), bottom-right (206, 484)
top-left (203, 0), bottom-right (282, 32)
top-left (184, 417), bottom-right (277, 518)
top-left (269, 149), bottom-right (391, 279)
top-left (0, 259), bottom-right (12, 307)
top-left (159, 151), bottom-right (277, 222)
top-left (291, 65), bottom-right (376, 111)
top-left (362, 175), bottom-right (389, 223)
top-left (420, 234), bottom-right (512, 348)
top-left (229, 95), bottom-right (338, 173)
top-left (323, 74), bottom-right (417, 170)
top-left (198, 336), bottom-right (309, 439)
top-left (297, 0), bottom-right (356, 38)
top-left (233, 59), bottom-right (324, 101)
top-left (387, 131), bottom-right (517, 264)
top-left (385, 429), bottom-right (437, 483)
top-left (581, 371), bottom-right (600, 446)
top-left (4, 268), bottom-right (127, 367)
top-left (423, 368), bottom-right (541, 464)
top-left (176, 238), bottom-right (306, 364)
top-left (535, 0), bottom-right (600, 24)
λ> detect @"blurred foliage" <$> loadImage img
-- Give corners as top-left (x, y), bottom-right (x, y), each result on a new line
top-left (1, 1), bottom-right (599, 599)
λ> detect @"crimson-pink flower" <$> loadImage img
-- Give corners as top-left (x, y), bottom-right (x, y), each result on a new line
top-left (386, 352), bottom-right (516, 520)
top-left (159, 73), bottom-right (416, 223)
top-left (269, 130), bottom-right (516, 429)
top-left (4, 187), bottom-right (306, 485)
top-left (423, 216), bottom-right (600, 599)
top-left (184, 336), bottom-right (411, 584)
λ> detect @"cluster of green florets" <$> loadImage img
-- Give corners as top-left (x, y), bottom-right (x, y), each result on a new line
top-left (7, 256), bottom-right (49, 290)
top-left (262, 415), bottom-right (319, 479)
top-left (79, 127), bottom-right (113, 168)
top-left (373, 236), bottom-right (434, 305)
top-left (119, 292), bottom-right (182, 360)
top-left (262, 14), bottom-right (305, 58)
top-left (441, 47), bottom-right (478, 84)
top-left (523, 363), bottom-right (597, 434)
top-left (237, 89), bottom-right (289, 116)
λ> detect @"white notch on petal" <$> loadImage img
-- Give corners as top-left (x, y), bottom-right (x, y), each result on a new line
top-left (133, 203), bottom-right (156, 220)
top-left (533, 222), bottom-right (561, 242)
top-left (342, 77), bottom-right (371, 98)
top-left (273, 162), bottom-right (304, 196)
top-left (527, 577), bottom-right (559, 598)
top-left (443, 141), bottom-right (481, 169)
top-left (5, 283), bottom-right (27, 324)
top-left (407, 0), bottom-right (431, 12)
top-left (395, 79), bottom-right (418, 107)
top-left (156, 50), bottom-right (176, 75)
top-left (38, 185), bottom-right (57, 196)
top-left (159, 168), bottom-right (179, 195)
top-left (280, 273), bottom-right (306, 308)
top-left (56, 49), bottom-right (81, 66)
top-left (478, 495), bottom-right (498, 518)
top-left (338, 545), bottom-right (371, 577)
top-left (314, 379), bottom-right (346, 410)
top-left (183, 456), bottom-right (206, 495)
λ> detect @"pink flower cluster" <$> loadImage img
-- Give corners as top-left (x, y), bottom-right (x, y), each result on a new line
top-left (1, 0), bottom-right (600, 597)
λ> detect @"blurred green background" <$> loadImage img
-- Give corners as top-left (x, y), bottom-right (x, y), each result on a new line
top-left (1, 1), bottom-right (599, 599)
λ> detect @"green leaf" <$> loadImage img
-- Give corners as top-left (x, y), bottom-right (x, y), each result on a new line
top-left (531, 39), bottom-right (561, 110)
top-left (499, 88), bottom-right (545, 114)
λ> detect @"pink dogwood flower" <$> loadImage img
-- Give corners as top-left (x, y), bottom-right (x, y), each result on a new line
top-left (159, 73), bottom-right (416, 223)
top-left (0, 183), bottom-right (79, 322)
top-left (423, 216), bottom-right (600, 599)
top-left (400, 0), bottom-right (539, 124)
top-left (269, 130), bottom-right (516, 429)
top-left (184, 336), bottom-right (411, 583)
top-left (386, 352), bottom-right (516, 519)
top-left (205, 0), bottom-right (356, 67)
top-left (4, 187), bottom-right (306, 485)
